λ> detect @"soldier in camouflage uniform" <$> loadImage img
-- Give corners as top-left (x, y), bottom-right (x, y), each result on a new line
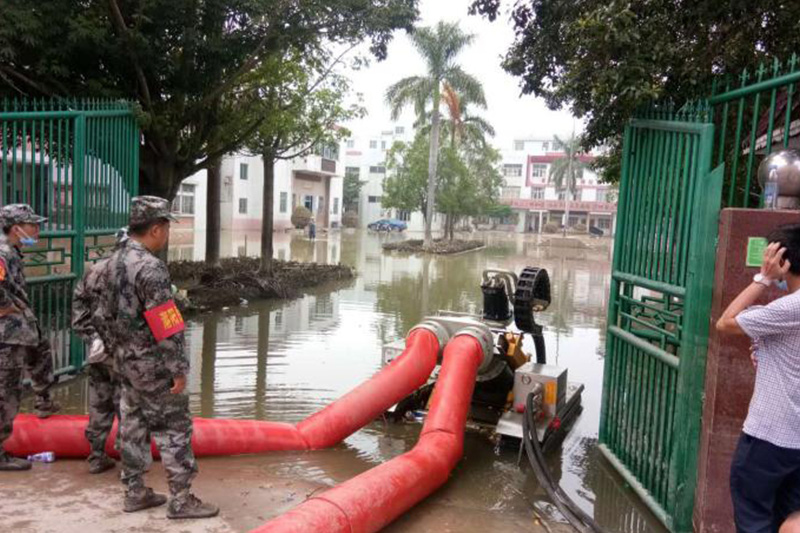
top-left (97, 196), bottom-right (217, 518)
top-left (72, 227), bottom-right (129, 474)
top-left (0, 204), bottom-right (61, 472)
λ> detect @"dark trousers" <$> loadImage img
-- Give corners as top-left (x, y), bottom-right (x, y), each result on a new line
top-left (731, 433), bottom-right (800, 533)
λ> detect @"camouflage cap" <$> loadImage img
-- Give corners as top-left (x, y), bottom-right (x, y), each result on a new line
top-left (129, 196), bottom-right (178, 227)
top-left (0, 204), bottom-right (47, 229)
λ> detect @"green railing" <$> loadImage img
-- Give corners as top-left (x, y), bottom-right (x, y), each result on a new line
top-left (710, 53), bottom-right (800, 207)
top-left (599, 108), bottom-right (723, 532)
top-left (0, 98), bottom-right (139, 375)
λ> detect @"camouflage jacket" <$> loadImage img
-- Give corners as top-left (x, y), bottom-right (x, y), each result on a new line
top-left (72, 257), bottom-right (113, 364)
top-left (0, 235), bottom-right (39, 346)
top-left (96, 240), bottom-right (188, 391)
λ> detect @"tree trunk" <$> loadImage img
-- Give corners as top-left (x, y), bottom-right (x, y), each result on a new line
top-left (139, 146), bottom-right (184, 261)
top-left (205, 155), bottom-right (222, 266)
top-left (260, 151), bottom-right (276, 274)
top-left (425, 84), bottom-right (442, 249)
top-left (199, 313), bottom-right (218, 418)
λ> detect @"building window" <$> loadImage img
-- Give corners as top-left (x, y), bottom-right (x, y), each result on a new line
top-left (240, 163), bottom-right (248, 180)
top-left (304, 195), bottom-right (313, 211)
top-left (514, 140), bottom-right (525, 151)
top-left (345, 166), bottom-right (360, 179)
top-left (369, 140), bottom-right (378, 149)
top-left (531, 164), bottom-right (547, 178)
top-left (542, 141), bottom-right (550, 152)
top-left (531, 188), bottom-right (545, 200)
top-left (501, 186), bottom-right (521, 198)
top-left (239, 198), bottom-right (248, 214)
top-left (557, 189), bottom-right (577, 201)
top-left (171, 183), bottom-right (196, 215)
top-left (596, 188), bottom-right (607, 203)
top-left (333, 198), bottom-right (339, 215)
top-left (368, 196), bottom-right (382, 204)
top-left (369, 165), bottom-right (386, 174)
top-left (381, 140), bottom-right (387, 150)
top-left (280, 192), bottom-right (288, 213)
top-left (397, 210), bottom-right (410, 221)
top-left (597, 217), bottom-right (611, 230)
top-left (346, 139), bottom-right (355, 148)
top-left (395, 126), bottom-right (405, 134)
top-left (503, 164), bottom-right (523, 177)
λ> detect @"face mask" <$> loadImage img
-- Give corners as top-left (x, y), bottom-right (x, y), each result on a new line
top-left (777, 280), bottom-right (789, 292)
top-left (16, 227), bottom-right (38, 246)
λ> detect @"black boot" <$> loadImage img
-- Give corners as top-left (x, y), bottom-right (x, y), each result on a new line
top-left (124, 487), bottom-right (168, 513)
top-left (167, 494), bottom-right (220, 519)
top-left (0, 451), bottom-right (31, 471)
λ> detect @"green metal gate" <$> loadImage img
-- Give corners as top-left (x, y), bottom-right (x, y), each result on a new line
top-left (0, 98), bottom-right (139, 376)
top-left (598, 107), bottom-right (724, 532)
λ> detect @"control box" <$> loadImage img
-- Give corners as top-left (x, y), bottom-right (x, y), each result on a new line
top-left (512, 362), bottom-right (567, 418)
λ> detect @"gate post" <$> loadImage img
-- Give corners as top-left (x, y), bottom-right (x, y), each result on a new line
top-left (69, 114), bottom-right (86, 370)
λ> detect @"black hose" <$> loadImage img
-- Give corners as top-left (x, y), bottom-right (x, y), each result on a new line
top-left (523, 392), bottom-right (607, 533)
top-left (532, 330), bottom-right (547, 364)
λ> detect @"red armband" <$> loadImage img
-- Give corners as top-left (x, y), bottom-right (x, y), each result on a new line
top-left (143, 300), bottom-right (185, 341)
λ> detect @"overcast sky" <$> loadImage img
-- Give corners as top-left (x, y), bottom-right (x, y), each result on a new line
top-left (342, 0), bottom-right (581, 150)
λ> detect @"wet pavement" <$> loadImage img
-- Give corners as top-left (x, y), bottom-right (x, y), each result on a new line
top-left (2, 230), bottom-right (668, 532)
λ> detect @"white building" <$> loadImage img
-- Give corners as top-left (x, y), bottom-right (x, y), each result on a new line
top-left (172, 144), bottom-right (344, 236)
top-left (498, 138), bottom-right (617, 235)
top-left (342, 125), bottom-right (444, 233)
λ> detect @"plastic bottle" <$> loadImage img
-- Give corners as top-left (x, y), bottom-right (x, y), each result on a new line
top-left (27, 452), bottom-right (55, 463)
top-left (764, 168), bottom-right (779, 209)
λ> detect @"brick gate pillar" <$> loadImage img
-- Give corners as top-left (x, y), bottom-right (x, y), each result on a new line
top-left (695, 208), bottom-right (800, 532)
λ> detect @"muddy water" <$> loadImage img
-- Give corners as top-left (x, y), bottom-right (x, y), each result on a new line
top-left (54, 230), bottom-right (667, 532)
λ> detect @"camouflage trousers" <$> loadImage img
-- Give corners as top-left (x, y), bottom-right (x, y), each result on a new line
top-left (0, 342), bottom-right (54, 450)
top-left (119, 379), bottom-right (198, 502)
top-left (84, 363), bottom-right (120, 461)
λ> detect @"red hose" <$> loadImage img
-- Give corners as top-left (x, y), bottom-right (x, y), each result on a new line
top-left (4, 328), bottom-right (440, 459)
top-left (253, 333), bottom-right (484, 533)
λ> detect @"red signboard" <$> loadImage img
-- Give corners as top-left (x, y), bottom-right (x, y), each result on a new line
top-left (500, 198), bottom-right (617, 213)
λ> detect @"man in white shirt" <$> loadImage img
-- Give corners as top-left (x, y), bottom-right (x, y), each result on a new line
top-left (717, 226), bottom-right (800, 533)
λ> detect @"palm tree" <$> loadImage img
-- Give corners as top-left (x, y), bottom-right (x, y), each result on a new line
top-left (385, 22), bottom-right (485, 247)
top-left (435, 84), bottom-right (495, 149)
top-left (549, 134), bottom-right (589, 233)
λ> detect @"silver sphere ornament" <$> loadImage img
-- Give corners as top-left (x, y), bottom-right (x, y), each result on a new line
top-left (757, 150), bottom-right (800, 197)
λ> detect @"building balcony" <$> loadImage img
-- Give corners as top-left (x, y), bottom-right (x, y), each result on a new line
top-left (500, 197), bottom-right (617, 214)
top-left (293, 154), bottom-right (338, 177)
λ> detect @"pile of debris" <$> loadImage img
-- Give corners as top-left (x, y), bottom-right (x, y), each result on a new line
top-left (169, 257), bottom-right (355, 314)
top-left (382, 239), bottom-right (485, 255)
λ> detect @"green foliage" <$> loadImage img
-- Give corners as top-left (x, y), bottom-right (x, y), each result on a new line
top-left (0, 0), bottom-right (419, 198)
top-left (573, 223), bottom-right (588, 233)
top-left (342, 211), bottom-right (359, 228)
top-left (291, 206), bottom-right (312, 229)
top-left (244, 47), bottom-right (363, 162)
top-left (344, 167), bottom-right (366, 213)
top-left (383, 132), bottom-right (503, 224)
top-left (385, 22), bottom-right (485, 121)
top-left (383, 136), bottom-right (431, 215)
top-left (549, 135), bottom-right (589, 194)
top-left (485, 203), bottom-right (513, 219)
top-left (469, 0), bottom-right (800, 182)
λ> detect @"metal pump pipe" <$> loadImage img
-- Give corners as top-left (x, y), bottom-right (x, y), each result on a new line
top-left (253, 327), bottom-right (491, 533)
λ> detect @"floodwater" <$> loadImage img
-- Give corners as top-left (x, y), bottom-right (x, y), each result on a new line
top-left (49, 229), bottom-right (668, 533)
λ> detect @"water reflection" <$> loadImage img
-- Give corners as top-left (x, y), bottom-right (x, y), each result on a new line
top-left (52, 230), bottom-right (665, 532)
